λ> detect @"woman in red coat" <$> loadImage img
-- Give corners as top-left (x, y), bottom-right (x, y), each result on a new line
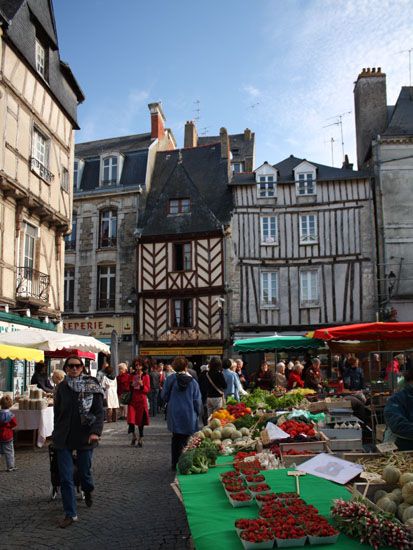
top-left (127, 364), bottom-right (150, 447)
top-left (116, 363), bottom-right (131, 420)
top-left (287, 363), bottom-right (305, 390)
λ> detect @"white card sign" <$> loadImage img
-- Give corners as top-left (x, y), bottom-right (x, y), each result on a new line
top-left (265, 422), bottom-right (290, 441)
top-left (376, 443), bottom-right (397, 454)
top-left (297, 453), bottom-right (364, 485)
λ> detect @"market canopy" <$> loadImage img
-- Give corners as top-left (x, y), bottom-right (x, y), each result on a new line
top-left (234, 335), bottom-right (325, 353)
top-left (311, 322), bottom-right (413, 342)
top-left (0, 343), bottom-right (44, 362)
top-left (0, 328), bottom-right (110, 354)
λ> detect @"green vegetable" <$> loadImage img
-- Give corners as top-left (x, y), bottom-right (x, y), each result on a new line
top-left (177, 439), bottom-right (219, 474)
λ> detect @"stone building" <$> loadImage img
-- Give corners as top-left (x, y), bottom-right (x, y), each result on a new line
top-left (0, 0), bottom-right (83, 392)
top-left (354, 68), bottom-right (413, 320)
top-left (63, 103), bottom-right (175, 361)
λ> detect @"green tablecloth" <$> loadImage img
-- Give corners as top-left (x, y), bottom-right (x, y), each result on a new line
top-left (178, 457), bottom-right (371, 550)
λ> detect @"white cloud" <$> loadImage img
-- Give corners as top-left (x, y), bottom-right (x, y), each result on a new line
top-left (243, 84), bottom-right (261, 98)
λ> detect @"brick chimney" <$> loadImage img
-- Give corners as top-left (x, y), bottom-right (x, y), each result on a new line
top-left (354, 67), bottom-right (387, 169)
top-left (184, 120), bottom-right (198, 148)
top-left (148, 102), bottom-right (166, 140)
top-left (342, 154), bottom-right (353, 170)
top-left (244, 128), bottom-right (252, 141)
top-left (220, 127), bottom-right (230, 159)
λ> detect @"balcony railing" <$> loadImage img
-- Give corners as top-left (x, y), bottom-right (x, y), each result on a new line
top-left (16, 267), bottom-right (50, 303)
top-left (30, 157), bottom-right (54, 184)
top-left (99, 236), bottom-right (117, 248)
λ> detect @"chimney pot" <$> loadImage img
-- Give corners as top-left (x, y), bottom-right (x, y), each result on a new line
top-left (184, 120), bottom-right (198, 148)
top-left (148, 102), bottom-right (166, 140)
top-left (244, 128), bottom-right (252, 141)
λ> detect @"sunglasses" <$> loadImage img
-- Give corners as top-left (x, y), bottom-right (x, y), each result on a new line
top-left (67, 363), bottom-right (83, 369)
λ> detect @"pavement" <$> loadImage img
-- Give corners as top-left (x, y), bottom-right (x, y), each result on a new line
top-left (0, 415), bottom-right (193, 550)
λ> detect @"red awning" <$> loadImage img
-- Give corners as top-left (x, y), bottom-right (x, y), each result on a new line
top-left (312, 322), bottom-right (413, 341)
top-left (45, 348), bottom-right (96, 360)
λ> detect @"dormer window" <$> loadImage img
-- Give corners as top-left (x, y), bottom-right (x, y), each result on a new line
top-left (297, 173), bottom-right (316, 195)
top-left (169, 198), bottom-right (190, 214)
top-left (35, 39), bottom-right (47, 79)
top-left (257, 175), bottom-right (275, 198)
top-left (102, 156), bottom-right (118, 185)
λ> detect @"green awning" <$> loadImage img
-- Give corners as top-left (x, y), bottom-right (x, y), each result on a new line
top-left (233, 335), bottom-right (325, 352)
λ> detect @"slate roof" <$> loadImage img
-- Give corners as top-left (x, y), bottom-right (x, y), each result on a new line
top-left (75, 133), bottom-right (152, 192)
top-left (230, 155), bottom-right (369, 185)
top-left (0, 0), bottom-right (84, 126)
top-left (198, 132), bottom-right (254, 162)
top-left (383, 87), bottom-right (413, 136)
top-left (140, 144), bottom-right (233, 237)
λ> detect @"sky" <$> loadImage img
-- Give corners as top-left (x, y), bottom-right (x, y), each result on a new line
top-left (54, 0), bottom-right (413, 169)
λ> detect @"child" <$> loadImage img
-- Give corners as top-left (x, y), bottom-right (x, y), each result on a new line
top-left (0, 395), bottom-right (17, 472)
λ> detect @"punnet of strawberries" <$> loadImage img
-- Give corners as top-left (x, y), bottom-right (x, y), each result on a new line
top-left (279, 420), bottom-right (316, 439)
top-left (235, 518), bottom-right (269, 530)
top-left (245, 474), bottom-right (265, 483)
top-left (229, 491), bottom-right (253, 502)
top-left (248, 483), bottom-right (271, 493)
top-left (255, 493), bottom-right (277, 503)
top-left (304, 521), bottom-right (339, 537)
top-left (240, 527), bottom-right (274, 543)
top-left (220, 471), bottom-right (240, 481)
top-left (272, 525), bottom-right (306, 540)
top-left (224, 482), bottom-right (245, 493)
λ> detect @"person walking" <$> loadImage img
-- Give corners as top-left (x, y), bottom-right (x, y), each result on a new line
top-left (101, 366), bottom-right (119, 422)
top-left (206, 356), bottom-right (227, 417)
top-left (223, 359), bottom-right (245, 401)
top-left (53, 356), bottom-right (104, 528)
top-left (149, 364), bottom-right (161, 417)
top-left (161, 356), bottom-right (202, 471)
top-left (0, 395), bottom-right (17, 472)
top-left (116, 363), bottom-right (131, 420)
top-left (127, 363), bottom-right (150, 447)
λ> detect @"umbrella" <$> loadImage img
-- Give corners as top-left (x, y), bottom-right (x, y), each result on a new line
top-left (234, 335), bottom-right (325, 353)
top-left (311, 322), bottom-right (413, 342)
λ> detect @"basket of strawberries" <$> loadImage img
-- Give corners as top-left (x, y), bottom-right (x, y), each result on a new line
top-left (239, 524), bottom-right (275, 549)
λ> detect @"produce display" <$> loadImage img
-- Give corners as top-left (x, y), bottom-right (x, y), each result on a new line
top-left (278, 420), bottom-right (316, 440)
top-left (331, 499), bottom-right (412, 549)
top-left (177, 437), bottom-right (219, 474)
top-left (354, 454), bottom-right (413, 476)
top-left (240, 388), bottom-right (315, 412)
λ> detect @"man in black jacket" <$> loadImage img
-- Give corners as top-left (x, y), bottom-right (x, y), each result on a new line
top-left (53, 356), bottom-right (104, 528)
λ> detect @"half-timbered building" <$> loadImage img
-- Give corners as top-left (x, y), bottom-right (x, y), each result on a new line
top-left (230, 156), bottom-right (376, 342)
top-left (137, 130), bottom-right (233, 365)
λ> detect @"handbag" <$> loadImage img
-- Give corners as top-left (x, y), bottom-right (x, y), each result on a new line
top-left (120, 390), bottom-right (132, 405)
top-left (206, 373), bottom-right (226, 406)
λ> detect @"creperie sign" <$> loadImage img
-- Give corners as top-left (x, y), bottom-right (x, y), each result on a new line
top-left (62, 317), bottom-right (132, 336)
top-left (64, 321), bottom-right (104, 332)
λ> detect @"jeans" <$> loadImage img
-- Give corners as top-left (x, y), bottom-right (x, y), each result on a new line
top-left (171, 433), bottom-right (190, 469)
top-left (0, 440), bottom-right (15, 469)
top-left (57, 448), bottom-right (94, 518)
top-left (149, 389), bottom-right (159, 417)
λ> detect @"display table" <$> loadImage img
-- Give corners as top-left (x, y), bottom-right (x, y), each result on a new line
top-left (13, 407), bottom-right (53, 448)
top-left (178, 457), bottom-right (372, 550)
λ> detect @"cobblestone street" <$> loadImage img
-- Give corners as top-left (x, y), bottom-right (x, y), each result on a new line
top-left (0, 416), bottom-right (193, 550)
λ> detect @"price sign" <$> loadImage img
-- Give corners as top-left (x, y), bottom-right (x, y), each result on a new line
top-left (359, 472), bottom-right (382, 482)
top-left (376, 442), bottom-right (398, 454)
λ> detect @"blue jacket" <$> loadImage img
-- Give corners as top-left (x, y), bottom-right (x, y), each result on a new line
top-left (384, 384), bottom-right (413, 451)
top-left (223, 369), bottom-right (242, 401)
top-left (161, 373), bottom-right (202, 436)
top-left (343, 367), bottom-right (364, 391)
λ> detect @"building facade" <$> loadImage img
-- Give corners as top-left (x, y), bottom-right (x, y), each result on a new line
top-left (0, 0), bottom-right (83, 392)
top-left (229, 156), bottom-right (377, 342)
top-left (354, 68), bottom-right (413, 320)
top-left (136, 130), bottom-right (233, 365)
top-left (63, 103), bottom-right (175, 361)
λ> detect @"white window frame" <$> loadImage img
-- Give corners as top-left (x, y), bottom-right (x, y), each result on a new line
top-left (257, 175), bottom-right (276, 198)
top-left (35, 39), bottom-right (46, 78)
top-left (232, 162), bottom-right (244, 174)
top-left (99, 209), bottom-right (117, 248)
top-left (32, 128), bottom-right (49, 167)
top-left (299, 214), bottom-right (318, 244)
top-left (300, 269), bottom-right (320, 307)
top-left (296, 172), bottom-right (316, 195)
top-left (73, 159), bottom-right (84, 190)
top-left (101, 155), bottom-right (118, 185)
top-left (97, 265), bottom-right (116, 310)
top-left (64, 267), bottom-right (75, 310)
top-left (260, 215), bottom-right (278, 245)
top-left (260, 271), bottom-right (278, 308)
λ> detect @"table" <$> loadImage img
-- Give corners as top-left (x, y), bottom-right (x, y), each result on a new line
top-left (13, 407), bottom-right (53, 448)
top-left (178, 457), bottom-right (372, 550)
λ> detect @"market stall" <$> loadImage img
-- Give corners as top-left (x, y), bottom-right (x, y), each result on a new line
top-left (12, 405), bottom-right (53, 448)
top-left (234, 335), bottom-right (325, 353)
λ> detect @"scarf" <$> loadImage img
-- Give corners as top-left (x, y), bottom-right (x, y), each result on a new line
top-left (66, 375), bottom-right (104, 426)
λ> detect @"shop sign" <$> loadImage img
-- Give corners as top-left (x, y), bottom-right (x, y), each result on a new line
top-left (63, 317), bottom-right (133, 337)
top-left (0, 321), bottom-right (27, 334)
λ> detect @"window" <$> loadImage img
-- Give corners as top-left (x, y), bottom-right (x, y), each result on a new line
top-left (35, 39), bottom-right (46, 79)
top-left (102, 156), bottom-right (118, 185)
top-left (173, 242), bottom-right (191, 271)
top-left (297, 173), bottom-right (316, 195)
top-left (65, 213), bottom-right (77, 251)
top-left (257, 175), bottom-right (275, 198)
top-left (299, 214), bottom-right (318, 244)
top-left (99, 209), bottom-right (117, 248)
top-left (98, 265), bottom-right (116, 310)
top-left (172, 298), bottom-right (193, 328)
top-left (61, 168), bottom-right (69, 193)
top-left (169, 198), bottom-right (190, 214)
top-left (232, 162), bottom-right (244, 174)
top-left (32, 128), bottom-right (49, 167)
top-left (261, 271), bottom-right (278, 307)
top-left (300, 270), bottom-right (319, 306)
top-left (64, 268), bottom-right (75, 311)
top-left (260, 216), bottom-right (278, 245)
top-left (23, 222), bottom-right (38, 271)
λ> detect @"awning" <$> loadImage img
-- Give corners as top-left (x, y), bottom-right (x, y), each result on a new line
top-left (233, 335), bottom-right (325, 353)
top-left (0, 328), bottom-right (110, 354)
top-left (140, 346), bottom-right (224, 356)
top-left (0, 343), bottom-right (44, 362)
top-left (312, 322), bottom-right (413, 342)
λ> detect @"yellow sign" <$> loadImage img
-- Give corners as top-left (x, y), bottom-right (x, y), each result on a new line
top-left (140, 346), bottom-right (223, 356)
top-left (63, 316), bottom-right (133, 337)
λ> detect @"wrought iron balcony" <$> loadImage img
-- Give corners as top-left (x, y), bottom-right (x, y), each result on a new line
top-left (30, 157), bottom-right (54, 184)
top-left (16, 267), bottom-right (50, 303)
top-left (99, 236), bottom-right (117, 248)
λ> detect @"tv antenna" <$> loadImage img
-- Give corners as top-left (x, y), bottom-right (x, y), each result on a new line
top-left (397, 47), bottom-right (413, 87)
top-left (200, 126), bottom-right (210, 136)
top-left (324, 137), bottom-right (336, 166)
top-left (248, 102), bottom-right (260, 110)
top-left (193, 99), bottom-right (200, 122)
top-left (323, 111), bottom-right (351, 162)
